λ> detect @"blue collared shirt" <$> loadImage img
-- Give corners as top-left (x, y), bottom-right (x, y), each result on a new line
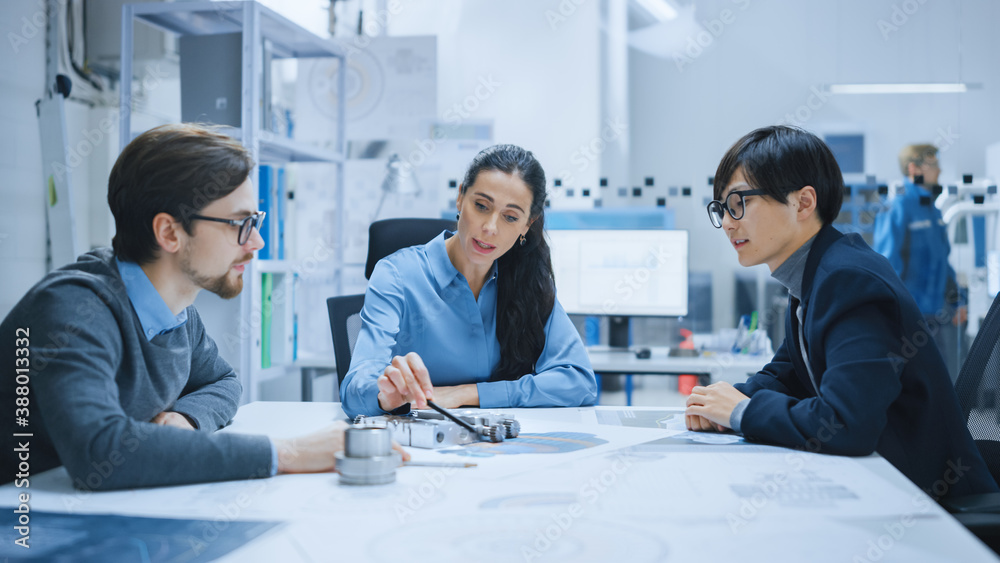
top-left (115, 258), bottom-right (279, 476)
top-left (116, 258), bottom-right (189, 341)
top-left (341, 231), bottom-right (598, 418)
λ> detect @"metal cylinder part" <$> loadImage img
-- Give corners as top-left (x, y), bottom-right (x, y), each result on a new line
top-left (336, 426), bottom-right (400, 486)
top-left (345, 425), bottom-right (392, 458)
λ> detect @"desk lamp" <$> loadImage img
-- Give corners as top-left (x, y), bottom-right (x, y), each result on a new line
top-left (373, 153), bottom-right (421, 220)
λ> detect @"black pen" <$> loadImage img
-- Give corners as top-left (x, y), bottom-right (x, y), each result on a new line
top-left (426, 400), bottom-right (478, 435)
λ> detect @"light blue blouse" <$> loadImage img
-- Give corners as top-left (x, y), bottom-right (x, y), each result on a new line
top-left (340, 231), bottom-right (597, 418)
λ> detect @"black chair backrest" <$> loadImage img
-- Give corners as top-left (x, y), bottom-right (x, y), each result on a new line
top-left (955, 291), bottom-right (1000, 485)
top-left (365, 218), bottom-right (456, 279)
top-left (328, 218), bottom-right (456, 391)
top-left (326, 294), bottom-right (366, 386)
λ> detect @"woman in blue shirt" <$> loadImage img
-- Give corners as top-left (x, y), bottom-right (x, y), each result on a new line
top-left (341, 145), bottom-right (598, 418)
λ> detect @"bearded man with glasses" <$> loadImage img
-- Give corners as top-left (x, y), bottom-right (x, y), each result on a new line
top-left (1, 124), bottom-right (405, 490)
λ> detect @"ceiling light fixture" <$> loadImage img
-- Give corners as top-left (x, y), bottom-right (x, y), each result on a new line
top-left (826, 83), bottom-right (981, 95)
top-left (633, 0), bottom-right (678, 21)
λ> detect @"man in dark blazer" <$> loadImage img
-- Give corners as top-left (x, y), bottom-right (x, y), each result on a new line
top-left (686, 125), bottom-right (996, 500)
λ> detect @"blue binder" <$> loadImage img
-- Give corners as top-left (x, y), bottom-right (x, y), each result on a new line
top-left (257, 165), bottom-right (273, 259)
top-left (276, 167), bottom-right (286, 260)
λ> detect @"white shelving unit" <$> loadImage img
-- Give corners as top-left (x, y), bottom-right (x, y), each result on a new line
top-left (119, 1), bottom-right (346, 402)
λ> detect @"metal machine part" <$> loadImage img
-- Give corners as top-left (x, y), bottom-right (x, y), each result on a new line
top-left (447, 411), bottom-right (521, 439)
top-left (354, 411), bottom-right (520, 449)
top-left (500, 419), bottom-right (521, 439)
top-left (335, 426), bottom-right (401, 485)
top-left (413, 410), bottom-right (505, 444)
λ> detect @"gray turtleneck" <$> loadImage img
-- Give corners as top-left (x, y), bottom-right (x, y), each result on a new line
top-left (729, 234), bottom-right (818, 434)
top-left (769, 235), bottom-right (817, 301)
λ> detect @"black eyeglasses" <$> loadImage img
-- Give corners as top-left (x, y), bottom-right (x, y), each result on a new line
top-left (706, 190), bottom-right (765, 228)
top-left (190, 211), bottom-right (266, 245)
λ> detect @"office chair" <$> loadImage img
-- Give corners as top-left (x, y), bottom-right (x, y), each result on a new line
top-left (325, 218), bottom-right (457, 396)
top-left (365, 218), bottom-right (456, 279)
top-left (326, 294), bottom-right (366, 386)
top-left (946, 290), bottom-right (1000, 551)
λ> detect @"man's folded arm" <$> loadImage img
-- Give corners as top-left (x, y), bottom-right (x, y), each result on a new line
top-left (171, 307), bottom-right (242, 431)
top-left (31, 289), bottom-right (273, 490)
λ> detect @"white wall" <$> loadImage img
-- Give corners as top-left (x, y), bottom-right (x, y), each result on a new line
top-left (388, 0), bottom-right (604, 189)
top-left (0, 3), bottom-right (125, 319)
top-left (0, 1), bottom-right (47, 316)
top-left (628, 0), bottom-right (1000, 331)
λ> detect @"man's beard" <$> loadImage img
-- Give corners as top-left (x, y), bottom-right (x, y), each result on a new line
top-left (181, 249), bottom-right (249, 300)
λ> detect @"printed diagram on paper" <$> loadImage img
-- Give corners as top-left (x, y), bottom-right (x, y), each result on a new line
top-left (439, 432), bottom-right (608, 457)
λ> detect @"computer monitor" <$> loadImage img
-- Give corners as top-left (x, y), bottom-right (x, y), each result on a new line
top-left (547, 229), bottom-right (688, 345)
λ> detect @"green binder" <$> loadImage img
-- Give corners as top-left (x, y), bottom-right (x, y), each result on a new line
top-left (261, 273), bottom-right (273, 369)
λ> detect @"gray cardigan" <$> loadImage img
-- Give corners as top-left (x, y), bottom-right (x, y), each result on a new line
top-left (1, 248), bottom-right (273, 490)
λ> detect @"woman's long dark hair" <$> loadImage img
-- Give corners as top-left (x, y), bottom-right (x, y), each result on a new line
top-left (460, 145), bottom-right (554, 381)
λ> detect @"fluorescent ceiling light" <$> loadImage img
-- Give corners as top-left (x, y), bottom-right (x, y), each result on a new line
top-left (634, 0), bottom-right (678, 21)
top-left (827, 83), bottom-right (978, 94)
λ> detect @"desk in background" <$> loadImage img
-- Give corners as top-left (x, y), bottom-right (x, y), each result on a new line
top-left (587, 346), bottom-right (769, 405)
top-left (2, 402), bottom-right (996, 563)
top-left (295, 347), bottom-right (768, 406)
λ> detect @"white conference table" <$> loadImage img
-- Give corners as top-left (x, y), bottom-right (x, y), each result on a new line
top-left (2, 402), bottom-right (997, 563)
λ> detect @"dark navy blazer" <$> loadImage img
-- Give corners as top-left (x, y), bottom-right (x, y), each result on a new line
top-left (736, 224), bottom-right (997, 499)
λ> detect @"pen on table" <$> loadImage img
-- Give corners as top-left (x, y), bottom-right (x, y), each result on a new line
top-left (426, 400), bottom-right (478, 435)
top-left (403, 461), bottom-right (477, 468)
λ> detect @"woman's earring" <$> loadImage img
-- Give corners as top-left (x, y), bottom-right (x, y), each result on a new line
top-left (519, 234), bottom-right (527, 247)
top-left (456, 213), bottom-right (460, 220)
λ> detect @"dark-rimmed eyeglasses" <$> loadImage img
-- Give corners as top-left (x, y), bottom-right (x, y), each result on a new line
top-left (706, 190), bottom-right (764, 228)
top-left (190, 211), bottom-right (266, 245)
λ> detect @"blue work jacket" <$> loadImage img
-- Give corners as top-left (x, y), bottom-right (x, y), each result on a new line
top-left (873, 179), bottom-right (960, 316)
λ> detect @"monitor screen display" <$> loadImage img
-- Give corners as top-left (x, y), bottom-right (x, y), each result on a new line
top-left (546, 229), bottom-right (688, 317)
top-left (824, 133), bottom-right (865, 175)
